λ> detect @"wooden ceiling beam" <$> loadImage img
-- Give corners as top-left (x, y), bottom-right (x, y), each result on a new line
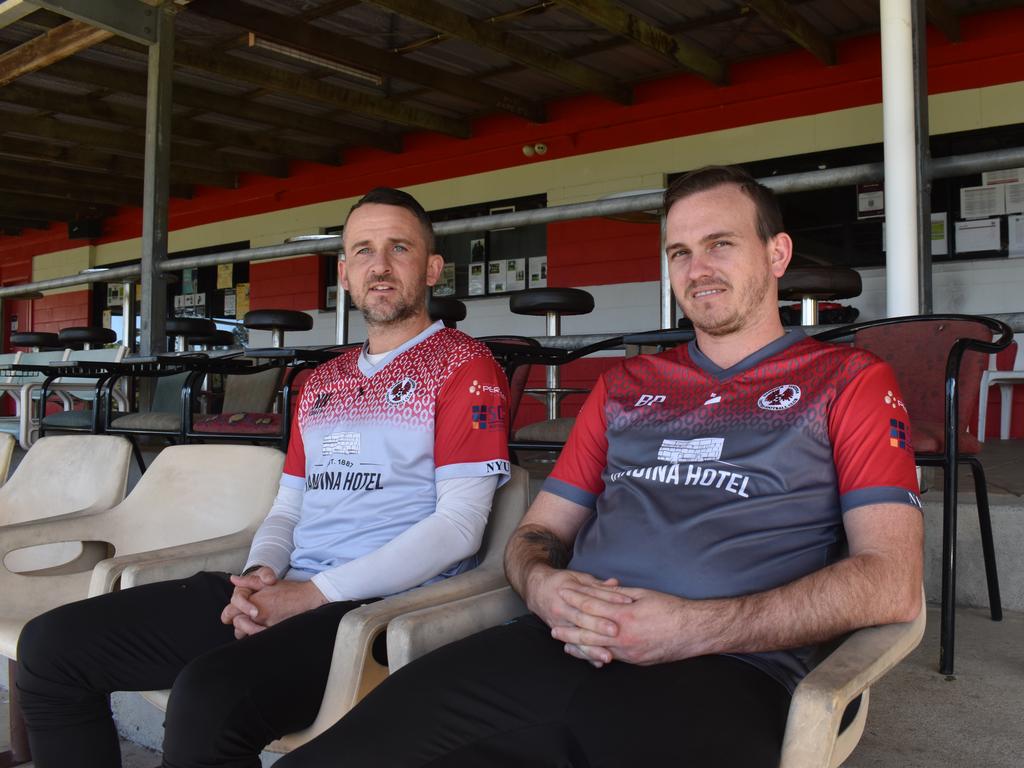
top-left (0, 154), bottom-right (193, 199)
top-left (364, 0), bottom-right (632, 104)
top-left (0, 18), bottom-right (113, 87)
top-left (0, 134), bottom-right (238, 190)
top-left (926, 0), bottom-right (960, 41)
top-left (174, 41), bottom-right (470, 137)
top-left (0, 192), bottom-right (115, 220)
top-left (555, 0), bottom-right (727, 84)
top-left (745, 0), bottom-right (835, 65)
top-left (0, 216), bottom-right (51, 235)
top-left (42, 58), bottom-right (401, 152)
top-left (190, 0), bottom-right (546, 122)
top-left (0, 83), bottom-right (342, 165)
top-left (0, 175), bottom-right (141, 208)
top-left (0, 111), bottom-right (289, 177)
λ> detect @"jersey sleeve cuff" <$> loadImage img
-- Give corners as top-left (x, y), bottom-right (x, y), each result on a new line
top-left (436, 460), bottom-right (511, 486)
top-left (311, 571), bottom-right (343, 603)
top-left (280, 472), bottom-right (305, 491)
top-left (840, 486), bottom-right (922, 514)
top-left (542, 477), bottom-right (598, 509)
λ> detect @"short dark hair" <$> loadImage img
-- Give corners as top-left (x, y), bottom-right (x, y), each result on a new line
top-left (344, 187), bottom-right (436, 253)
top-left (664, 166), bottom-right (784, 242)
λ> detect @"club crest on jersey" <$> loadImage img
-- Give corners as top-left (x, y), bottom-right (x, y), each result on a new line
top-left (757, 384), bottom-right (801, 411)
top-left (385, 377), bottom-right (417, 405)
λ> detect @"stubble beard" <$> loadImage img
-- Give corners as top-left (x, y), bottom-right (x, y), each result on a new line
top-left (358, 280), bottom-right (428, 327)
top-left (688, 269), bottom-right (772, 338)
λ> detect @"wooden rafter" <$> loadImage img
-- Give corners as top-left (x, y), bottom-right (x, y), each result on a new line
top-left (745, 0), bottom-right (835, 65)
top-left (0, 111), bottom-right (289, 178)
top-left (0, 154), bottom-right (193, 199)
top-left (0, 18), bottom-right (112, 86)
top-left (555, 0), bottom-right (726, 84)
top-left (189, 0), bottom-right (546, 122)
top-left (0, 175), bottom-right (142, 208)
top-left (0, 192), bottom-right (114, 221)
top-left (0, 135), bottom-right (237, 189)
top-left (363, 0), bottom-right (632, 104)
top-left (0, 83), bottom-right (342, 166)
top-left (41, 57), bottom-right (401, 152)
top-left (174, 41), bottom-right (470, 137)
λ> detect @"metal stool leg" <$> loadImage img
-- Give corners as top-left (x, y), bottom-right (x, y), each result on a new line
top-left (939, 463), bottom-right (957, 676)
top-left (966, 456), bottom-right (1002, 621)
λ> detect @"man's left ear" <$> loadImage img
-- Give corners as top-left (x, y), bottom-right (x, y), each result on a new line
top-left (425, 253), bottom-right (445, 286)
top-left (769, 233), bottom-right (793, 278)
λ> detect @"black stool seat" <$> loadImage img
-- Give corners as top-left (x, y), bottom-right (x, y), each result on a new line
top-left (190, 330), bottom-right (236, 348)
top-left (429, 296), bottom-right (467, 328)
top-left (166, 317), bottom-right (217, 338)
top-left (58, 326), bottom-right (117, 346)
top-left (510, 288), bottom-right (594, 317)
top-left (11, 332), bottom-right (62, 349)
top-left (243, 310), bottom-right (314, 332)
top-left (778, 266), bottom-right (861, 302)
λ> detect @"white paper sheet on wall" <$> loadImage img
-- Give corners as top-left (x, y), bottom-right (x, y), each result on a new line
top-left (1009, 214), bottom-right (1024, 258)
top-left (955, 218), bottom-right (1001, 253)
top-left (1004, 182), bottom-right (1024, 215)
top-left (961, 185), bottom-right (1006, 219)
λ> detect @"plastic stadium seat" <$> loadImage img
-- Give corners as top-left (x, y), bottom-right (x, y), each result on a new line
top-left (0, 433), bottom-right (14, 486)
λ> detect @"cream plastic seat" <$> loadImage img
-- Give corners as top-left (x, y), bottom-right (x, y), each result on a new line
top-left (387, 584), bottom-right (927, 768)
top-left (0, 349), bottom-right (69, 446)
top-left (0, 443), bottom-right (283, 663)
top-left (0, 435), bottom-right (133, 573)
top-left (0, 433), bottom-right (14, 485)
top-left (117, 464), bottom-right (530, 753)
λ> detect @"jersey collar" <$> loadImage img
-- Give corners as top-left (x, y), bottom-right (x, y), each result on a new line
top-left (357, 319), bottom-right (445, 377)
top-left (687, 328), bottom-right (807, 380)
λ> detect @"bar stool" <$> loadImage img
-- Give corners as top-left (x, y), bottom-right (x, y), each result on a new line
top-left (243, 309), bottom-right (313, 348)
top-left (11, 332), bottom-right (62, 352)
top-left (429, 296), bottom-right (467, 328)
top-left (189, 330), bottom-right (237, 350)
top-left (57, 326), bottom-right (117, 350)
top-left (510, 287), bottom-right (594, 420)
top-left (166, 318), bottom-right (217, 353)
top-left (778, 266), bottom-right (861, 326)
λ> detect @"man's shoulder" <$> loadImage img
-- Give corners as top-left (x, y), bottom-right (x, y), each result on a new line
top-left (793, 336), bottom-right (882, 380)
top-left (413, 327), bottom-right (501, 371)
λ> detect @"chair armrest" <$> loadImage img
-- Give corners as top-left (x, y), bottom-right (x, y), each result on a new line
top-left (387, 585), bottom-right (527, 672)
top-left (780, 596), bottom-right (926, 768)
top-left (88, 534), bottom-right (256, 596)
top-left (276, 566), bottom-right (511, 750)
top-left (116, 544), bottom-right (252, 590)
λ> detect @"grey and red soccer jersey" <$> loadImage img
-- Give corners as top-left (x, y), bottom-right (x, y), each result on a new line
top-left (543, 330), bottom-right (920, 690)
top-left (282, 321), bottom-right (511, 582)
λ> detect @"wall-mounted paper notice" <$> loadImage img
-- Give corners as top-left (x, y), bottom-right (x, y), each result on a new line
top-left (468, 262), bottom-right (485, 296)
top-left (487, 260), bottom-right (506, 293)
top-left (982, 168), bottom-right (1023, 186)
top-left (1004, 182), bottom-right (1024, 215)
top-left (955, 218), bottom-right (1001, 253)
top-left (931, 212), bottom-right (948, 256)
top-left (960, 185), bottom-right (1006, 219)
top-left (1009, 215), bottom-right (1024, 258)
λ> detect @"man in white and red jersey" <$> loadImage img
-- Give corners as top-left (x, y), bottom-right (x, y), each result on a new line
top-left (275, 167), bottom-right (923, 768)
top-left (17, 188), bottom-right (510, 768)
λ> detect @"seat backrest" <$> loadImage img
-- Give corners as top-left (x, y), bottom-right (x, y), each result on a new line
top-left (0, 435), bottom-right (131, 526)
top-left (150, 370), bottom-right (192, 413)
top-left (49, 346), bottom-right (128, 399)
top-left (102, 443), bottom-right (284, 556)
top-left (474, 465), bottom-right (529, 572)
top-left (222, 366), bottom-right (284, 413)
top-left (852, 319), bottom-right (991, 440)
top-left (0, 433), bottom-right (13, 485)
top-left (0, 352), bottom-right (22, 386)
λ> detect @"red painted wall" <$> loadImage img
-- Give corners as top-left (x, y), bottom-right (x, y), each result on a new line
top-left (249, 255), bottom-right (323, 312)
top-left (27, 289), bottom-right (91, 337)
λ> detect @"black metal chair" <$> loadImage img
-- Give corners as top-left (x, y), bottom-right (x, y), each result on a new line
top-left (814, 314), bottom-right (1012, 675)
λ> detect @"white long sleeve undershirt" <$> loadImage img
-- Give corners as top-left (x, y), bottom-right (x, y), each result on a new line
top-left (244, 475), bottom-right (498, 602)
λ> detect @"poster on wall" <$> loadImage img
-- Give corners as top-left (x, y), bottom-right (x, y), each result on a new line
top-left (469, 238), bottom-right (485, 262)
top-left (434, 263), bottom-right (456, 296)
top-left (856, 183), bottom-right (884, 220)
top-left (960, 185), bottom-right (1006, 219)
top-left (1005, 182), bottom-right (1024, 215)
top-left (529, 256), bottom-right (547, 288)
top-left (224, 289), bottom-right (237, 317)
top-left (487, 260), bottom-right (506, 293)
top-left (182, 268), bottom-right (196, 295)
top-left (955, 218), bottom-right (1001, 253)
top-left (217, 263), bottom-right (233, 289)
top-left (106, 283), bottom-right (124, 307)
top-left (505, 258), bottom-right (526, 292)
top-left (468, 262), bottom-right (485, 296)
top-left (236, 283), bottom-right (251, 317)
top-left (930, 212), bottom-right (948, 256)
top-left (1009, 214), bottom-right (1024, 258)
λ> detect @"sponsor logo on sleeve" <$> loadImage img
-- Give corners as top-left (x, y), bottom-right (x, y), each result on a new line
top-left (471, 404), bottom-right (505, 431)
top-left (468, 380), bottom-right (505, 397)
top-left (889, 418), bottom-right (909, 450)
top-left (757, 384), bottom-right (801, 411)
top-left (884, 390), bottom-right (908, 413)
top-left (385, 377), bottom-right (417, 404)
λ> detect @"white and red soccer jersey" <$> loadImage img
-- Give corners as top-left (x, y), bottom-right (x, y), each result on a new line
top-left (543, 330), bottom-right (920, 690)
top-left (282, 321), bottom-right (510, 579)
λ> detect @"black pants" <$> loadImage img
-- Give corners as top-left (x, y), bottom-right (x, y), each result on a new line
top-left (16, 571), bottom-right (362, 768)
top-left (277, 614), bottom-right (791, 768)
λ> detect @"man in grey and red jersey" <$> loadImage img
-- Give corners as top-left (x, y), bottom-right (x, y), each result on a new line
top-left (276, 166), bottom-right (923, 768)
top-left (17, 188), bottom-right (510, 768)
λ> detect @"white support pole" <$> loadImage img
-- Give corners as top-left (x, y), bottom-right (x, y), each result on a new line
top-left (881, 0), bottom-right (921, 317)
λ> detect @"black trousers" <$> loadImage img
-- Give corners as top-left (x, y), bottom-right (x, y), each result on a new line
top-left (277, 614), bottom-right (792, 768)
top-left (16, 571), bottom-right (362, 768)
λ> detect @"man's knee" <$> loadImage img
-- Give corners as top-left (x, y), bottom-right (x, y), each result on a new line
top-left (17, 606), bottom-right (81, 683)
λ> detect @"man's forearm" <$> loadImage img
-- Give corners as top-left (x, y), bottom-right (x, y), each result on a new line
top-left (668, 550), bottom-right (921, 660)
top-left (504, 523), bottom-right (571, 599)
